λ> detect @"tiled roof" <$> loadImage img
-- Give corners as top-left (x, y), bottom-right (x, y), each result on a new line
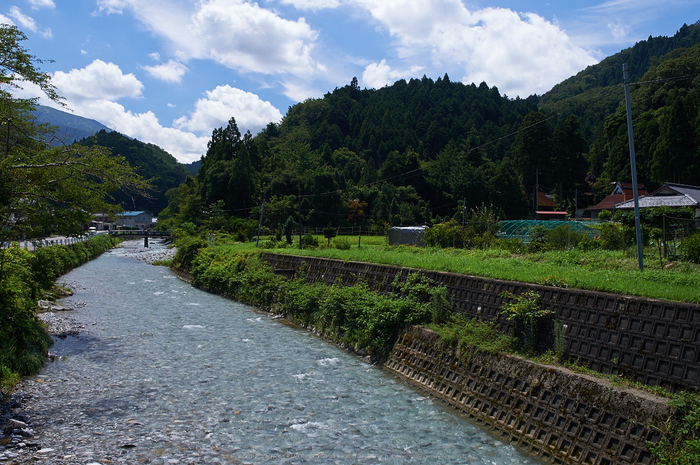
top-left (617, 194), bottom-right (699, 210)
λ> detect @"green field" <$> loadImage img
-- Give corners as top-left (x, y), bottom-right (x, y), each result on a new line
top-left (222, 234), bottom-right (700, 304)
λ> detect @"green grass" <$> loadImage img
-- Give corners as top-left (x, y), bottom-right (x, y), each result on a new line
top-left (221, 236), bottom-right (700, 303)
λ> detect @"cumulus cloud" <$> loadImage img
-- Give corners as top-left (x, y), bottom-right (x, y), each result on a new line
top-left (174, 85), bottom-right (283, 135)
top-left (52, 60), bottom-right (144, 102)
top-left (189, 0), bottom-right (320, 75)
top-left (143, 60), bottom-right (188, 83)
top-left (93, 0), bottom-right (322, 78)
top-left (351, 0), bottom-right (598, 97)
top-left (278, 0), bottom-right (341, 11)
top-left (362, 59), bottom-right (423, 89)
top-left (75, 100), bottom-right (209, 163)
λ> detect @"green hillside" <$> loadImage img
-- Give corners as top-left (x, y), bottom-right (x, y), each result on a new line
top-left (78, 130), bottom-right (191, 213)
top-left (159, 23), bottom-right (700, 233)
top-left (539, 21), bottom-right (700, 143)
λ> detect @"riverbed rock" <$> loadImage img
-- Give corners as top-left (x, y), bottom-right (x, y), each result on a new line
top-left (2, 420), bottom-right (27, 434)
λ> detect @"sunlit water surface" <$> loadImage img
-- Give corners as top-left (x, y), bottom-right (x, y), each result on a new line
top-left (33, 242), bottom-right (542, 464)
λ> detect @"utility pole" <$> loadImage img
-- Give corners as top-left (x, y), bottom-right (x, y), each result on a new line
top-left (298, 188), bottom-right (302, 250)
top-left (256, 198), bottom-right (265, 247)
top-left (623, 63), bottom-right (644, 271)
top-left (534, 168), bottom-right (539, 215)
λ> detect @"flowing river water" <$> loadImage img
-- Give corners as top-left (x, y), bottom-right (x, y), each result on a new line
top-left (7, 242), bottom-right (543, 464)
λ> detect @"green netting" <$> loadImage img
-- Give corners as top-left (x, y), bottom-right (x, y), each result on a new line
top-left (499, 220), bottom-right (601, 242)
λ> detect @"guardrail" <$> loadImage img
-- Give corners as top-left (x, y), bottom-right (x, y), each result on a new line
top-left (1, 235), bottom-right (91, 251)
top-left (108, 230), bottom-right (171, 237)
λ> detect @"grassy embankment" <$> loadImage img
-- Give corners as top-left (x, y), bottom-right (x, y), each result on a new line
top-left (223, 234), bottom-right (700, 304)
top-left (0, 235), bottom-right (121, 394)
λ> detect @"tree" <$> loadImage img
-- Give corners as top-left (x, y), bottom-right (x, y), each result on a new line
top-left (323, 222), bottom-right (337, 246)
top-left (0, 24), bottom-right (148, 243)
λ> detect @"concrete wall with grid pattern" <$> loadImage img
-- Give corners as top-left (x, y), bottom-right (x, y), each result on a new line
top-left (385, 327), bottom-right (669, 465)
top-left (262, 253), bottom-right (700, 392)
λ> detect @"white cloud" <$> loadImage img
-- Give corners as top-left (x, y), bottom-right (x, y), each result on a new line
top-left (95, 0), bottom-right (130, 15)
top-left (8, 6), bottom-right (51, 37)
top-left (28, 0), bottom-right (56, 9)
top-left (148, 52), bottom-right (161, 61)
top-left (52, 60), bottom-right (144, 102)
top-left (608, 21), bottom-right (631, 40)
top-left (189, 0), bottom-right (320, 75)
top-left (78, 100), bottom-right (209, 163)
top-left (13, 78), bottom-right (207, 163)
top-left (0, 14), bottom-right (15, 26)
top-left (280, 79), bottom-right (323, 102)
top-left (362, 59), bottom-right (423, 89)
top-left (143, 60), bottom-right (188, 83)
top-left (278, 0), bottom-right (341, 11)
top-left (9, 6), bottom-right (37, 30)
top-left (92, 0), bottom-right (322, 77)
top-left (174, 85), bottom-right (283, 136)
top-left (351, 0), bottom-right (598, 97)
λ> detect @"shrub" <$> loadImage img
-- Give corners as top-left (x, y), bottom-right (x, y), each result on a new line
top-left (302, 233), bottom-right (319, 247)
top-left (680, 232), bottom-right (700, 264)
top-left (500, 290), bottom-right (552, 354)
top-left (334, 237), bottom-right (351, 250)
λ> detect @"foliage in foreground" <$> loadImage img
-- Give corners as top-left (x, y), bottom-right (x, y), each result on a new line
top-left (178, 246), bottom-right (446, 357)
top-left (650, 392), bottom-right (700, 465)
top-left (0, 235), bottom-right (120, 394)
top-left (427, 313), bottom-right (516, 359)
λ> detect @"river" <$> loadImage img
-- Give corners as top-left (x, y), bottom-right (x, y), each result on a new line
top-left (5, 241), bottom-right (542, 464)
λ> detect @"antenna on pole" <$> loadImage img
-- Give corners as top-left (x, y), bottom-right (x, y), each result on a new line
top-left (623, 63), bottom-right (644, 271)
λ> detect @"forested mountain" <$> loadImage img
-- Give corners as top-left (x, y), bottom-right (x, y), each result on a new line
top-left (588, 43), bottom-right (700, 189)
top-left (33, 104), bottom-right (112, 144)
top-left (159, 77), bottom-right (586, 231)
top-left (158, 22), bottom-right (700, 234)
top-left (78, 130), bottom-right (191, 213)
top-left (539, 22), bottom-right (700, 143)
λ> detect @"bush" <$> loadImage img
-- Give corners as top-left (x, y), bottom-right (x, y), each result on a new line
top-left (680, 232), bottom-right (700, 264)
top-left (546, 225), bottom-right (586, 250)
top-left (334, 237), bottom-right (351, 250)
top-left (302, 233), bottom-right (319, 247)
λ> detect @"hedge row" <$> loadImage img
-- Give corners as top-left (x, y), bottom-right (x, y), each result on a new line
top-left (0, 235), bottom-right (121, 393)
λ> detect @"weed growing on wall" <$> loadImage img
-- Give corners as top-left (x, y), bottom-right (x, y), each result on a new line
top-left (500, 290), bottom-right (553, 354)
top-left (182, 247), bottom-right (444, 358)
top-left (428, 313), bottom-right (516, 362)
top-left (650, 392), bottom-right (700, 465)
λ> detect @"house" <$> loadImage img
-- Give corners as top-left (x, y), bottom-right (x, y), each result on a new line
top-left (534, 189), bottom-right (568, 220)
top-left (89, 213), bottom-right (113, 231)
top-left (585, 182), bottom-right (648, 220)
top-left (115, 211), bottom-right (154, 230)
top-left (615, 183), bottom-right (700, 217)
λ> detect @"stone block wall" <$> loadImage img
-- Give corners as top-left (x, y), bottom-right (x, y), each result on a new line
top-left (385, 326), bottom-right (670, 465)
top-left (262, 253), bottom-right (700, 392)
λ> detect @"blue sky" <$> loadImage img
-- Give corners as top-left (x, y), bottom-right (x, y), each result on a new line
top-left (3, 0), bottom-right (699, 163)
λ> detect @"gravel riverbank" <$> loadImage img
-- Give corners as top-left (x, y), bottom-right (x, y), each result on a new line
top-left (0, 242), bottom-right (176, 463)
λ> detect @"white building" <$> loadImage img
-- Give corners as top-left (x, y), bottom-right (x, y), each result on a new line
top-left (115, 211), bottom-right (154, 230)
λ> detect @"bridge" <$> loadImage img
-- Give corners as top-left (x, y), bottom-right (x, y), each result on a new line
top-left (108, 230), bottom-right (170, 247)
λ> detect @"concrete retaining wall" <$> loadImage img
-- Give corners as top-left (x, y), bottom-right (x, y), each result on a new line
top-left (262, 253), bottom-right (700, 392)
top-left (385, 326), bottom-right (669, 465)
